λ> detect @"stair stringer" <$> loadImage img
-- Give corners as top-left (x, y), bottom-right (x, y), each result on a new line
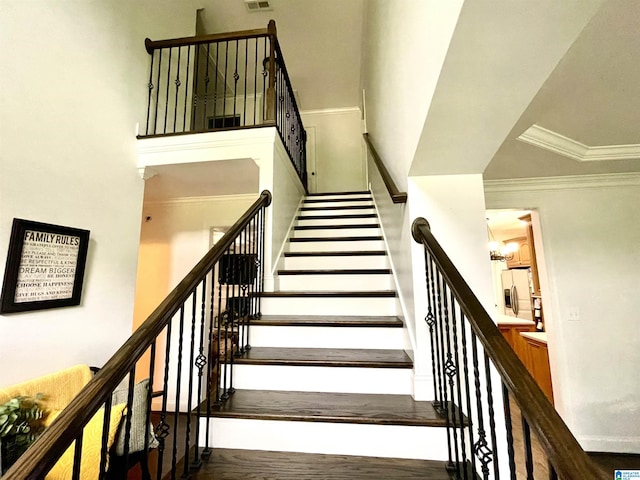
top-left (369, 190), bottom-right (433, 401)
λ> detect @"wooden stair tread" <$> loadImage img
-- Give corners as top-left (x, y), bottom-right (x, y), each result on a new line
top-left (252, 315), bottom-right (403, 327)
top-left (190, 448), bottom-right (452, 479)
top-left (289, 236), bottom-right (383, 242)
top-left (306, 191), bottom-right (371, 196)
top-left (207, 390), bottom-right (447, 427)
top-left (293, 224), bottom-right (379, 230)
top-left (277, 269), bottom-right (391, 275)
top-left (284, 250), bottom-right (387, 257)
top-left (303, 197), bottom-right (372, 204)
top-left (234, 347), bottom-right (412, 368)
top-left (261, 290), bottom-right (396, 298)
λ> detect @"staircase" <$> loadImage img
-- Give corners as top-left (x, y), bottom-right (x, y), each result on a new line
top-left (197, 191), bottom-right (453, 478)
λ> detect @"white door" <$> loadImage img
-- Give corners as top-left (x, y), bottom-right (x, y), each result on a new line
top-left (305, 126), bottom-right (317, 193)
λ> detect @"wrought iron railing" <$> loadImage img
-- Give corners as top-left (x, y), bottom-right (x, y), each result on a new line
top-left (140, 21), bottom-right (307, 190)
top-left (412, 217), bottom-right (606, 480)
top-left (4, 191), bottom-right (271, 480)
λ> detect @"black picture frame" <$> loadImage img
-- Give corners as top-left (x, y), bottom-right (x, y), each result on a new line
top-left (0, 219), bottom-right (90, 314)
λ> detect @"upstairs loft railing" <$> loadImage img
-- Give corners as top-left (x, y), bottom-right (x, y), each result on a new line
top-left (4, 192), bottom-right (272, 480)
top-left (412, 217), bottom-right (607, 480)
top-left (140, 20), bottom-right (307, 191)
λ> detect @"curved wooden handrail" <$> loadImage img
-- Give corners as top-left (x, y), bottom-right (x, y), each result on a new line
top-left (363, 133), bottom-right (407, 204)
top-left (4, 191), bottom-right (272, 480)
top-left (145, 27), bottom-right (270, 53)
top-left (411, 217), bottom-right (607, 480)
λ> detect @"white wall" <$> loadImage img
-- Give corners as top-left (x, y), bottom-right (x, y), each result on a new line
top-left (301, 108), bottom-right (365, 193)
top-left (485, 174), bottom-right (640, 453)
top-left (0, 0), bottom-right (198, 387)
top-left (134, 195), bottom-right (257, 410)
top-left (361, 0), bottom-right (464, 190)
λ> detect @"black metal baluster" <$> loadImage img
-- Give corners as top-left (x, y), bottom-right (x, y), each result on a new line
top-left (191, 43), bottom-right (201, 132)
top-left (182, 291), bottom-right (198, 477)
top-left (202, 43), bottom-right (211, 131)
top-left (522, 416), bottom-right (535, 480)
top-left (192, 276), bottom-right (208, 469)
top-left (233, 39), bottom-right (239, 127)
top-left (502, 383), bottom-right (517, 480)
top-left (172, 45), bottom-right (182, 133)
top-left (222, 40), bottom-right (229, 127)
top-left (239, 224), bottom-right (248, 353)
top-left (258, 205), bottom-right (266, 317)
top-left (450, 294), bottom-right (469, 480)
top-left (442, 281), bottom-right (461, 478)
top-left (144, 340), bottom-right (157, 471)
top-left (221, 244), bottom-right (232, 402)
top-left (99, 398), bottom-right (113, 480)
top-left (153, 49), bottom-right (163, 135)
top-left (459, 312), bottom-right (477, 478)
top-left (163, 47), bottom-right (172, 134)
top-left (227, 237), bottom-right (238, 396)
top-left (243, 38), bottom-right (248, 126)
top-left (215, 259), bottom-right (224, 405)
top-left (71, 430), bottom-right (83, 480)
top-left (171, 306), bottom-right (186, 478)
top-left (434, 269), bottom-right (454, 472)
top-left (549, 462), bottom-right (558, 480)
top-left (145, 52), bottom-right (155, 135)
top-left (155, 321), bottom-right (173, 480)
top-left (484, 352), bottom-right (501, 480)
top-left (121, 369), bottom-right (137, 469)
top-left (182, 45), bottom-right (191, 132)
top-left (429, 255), bottom-right (445, 412)
top-left (203, 264), bottom-right (217, 457)
top-left (471, 331), bottom-right (493, 480)
top-left (253, 37), bottom-right (258, 125)
top-left (262, 38), bottom-right (267, 122)
top-left (422, 249), bottom-right (439, 412)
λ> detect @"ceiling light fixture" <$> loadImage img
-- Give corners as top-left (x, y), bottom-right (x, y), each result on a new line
top-left (487, 223), bottom-right (518, 262)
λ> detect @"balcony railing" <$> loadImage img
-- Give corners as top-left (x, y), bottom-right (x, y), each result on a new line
top-left (140, 21), bottom-right (307, 191)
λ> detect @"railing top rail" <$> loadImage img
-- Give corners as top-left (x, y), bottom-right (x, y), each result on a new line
top-left (363, 133), bottom-right (407, 204)
top-left (5, 191), bottom-right (272, 480)
top-left (411, 217), bottom-right (607, 480)
top-left (145, 27), bottom-right (270, 53)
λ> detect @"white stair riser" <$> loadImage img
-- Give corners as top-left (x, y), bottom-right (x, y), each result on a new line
top-left (202, 418), bottom-right (449, 460)
top-left (230, 365), bottom-right (412, 394)
top-left (303, 200), bottom-right (373, 208)
top-left (277, 274), bottom-right (392, 291)
top-left (283, 255), bottom-right (389, 270)
top-left (262, 296), bottom-right (396, 316)
top-left (299, 208), bottom-right (376, 217)
top-left (292, 227), bottom-right (381, 238)
top-left (288, 240), bottom-right (385, 252)
top-left (305, 194), bottom-right (371, 201)
top-left (250, 325), bottom-right (408, 349)
top-left (297, 217), bottom-right (377, 226)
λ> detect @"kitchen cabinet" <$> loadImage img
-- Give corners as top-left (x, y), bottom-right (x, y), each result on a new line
top-left (520, 332), bottom-right (553, 404)
top-left (497, 317), bottom-right (536, 362)
top-left (506, 237), bottom-right (531, 268)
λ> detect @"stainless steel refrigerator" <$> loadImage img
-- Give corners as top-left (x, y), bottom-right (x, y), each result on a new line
top-left (501, 269), bottom-right (533, 320)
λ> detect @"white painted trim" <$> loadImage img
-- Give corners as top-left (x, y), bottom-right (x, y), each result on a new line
top-left (484, 172), bottom-right (640, 193)
top-left (517, 124), bottom-right (640, 162)
top-left (300, 106), bottom-right (361, 117)
top-left (144, 193), bottom-right (258, 207)
top-left (578, 434), bottom-right (640, 454)
top-left (272, 196), bottom-right (304, 276)
top-left (412, 372), bottom-right (432, 401)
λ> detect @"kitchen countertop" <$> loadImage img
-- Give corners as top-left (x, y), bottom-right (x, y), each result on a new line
top-left (520, 332), bottom-right (547, 344)
top-left (495, 314), bottom-right (535, 326)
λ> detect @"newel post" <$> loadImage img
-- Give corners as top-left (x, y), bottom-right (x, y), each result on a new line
top-left (265, 20), bottom-right (277, 123)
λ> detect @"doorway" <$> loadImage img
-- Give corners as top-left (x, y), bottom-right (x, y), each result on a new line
top-left (486, 208), bottom-right (554, 404)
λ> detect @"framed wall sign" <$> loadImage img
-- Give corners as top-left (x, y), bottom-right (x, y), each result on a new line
top-left (0, 219), bottom-right (90, 313)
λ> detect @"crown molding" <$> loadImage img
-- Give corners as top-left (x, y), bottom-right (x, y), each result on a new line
top-left (517, 124), bottom-right (640, 162)
top-left (144, 193), bottom-right (258, 207)
top-left (484, 172), bottom-right (640, 193)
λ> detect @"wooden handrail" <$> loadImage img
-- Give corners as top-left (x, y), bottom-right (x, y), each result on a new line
top-left (363, 133), bottom-right (407, 204)
top-left (145, 27), bottom-right (270, 53)
top-left (4, 191), bottom-right (272, 480)
top-left (411, 217), bottom-right (607, 480)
